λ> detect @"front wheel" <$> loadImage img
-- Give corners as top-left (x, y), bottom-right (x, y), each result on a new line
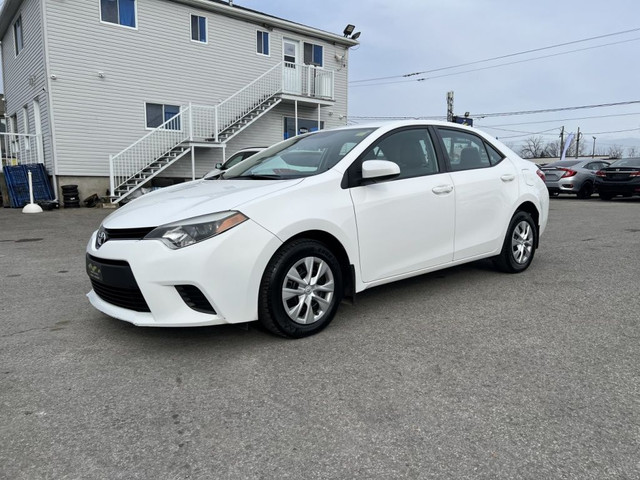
top-left (494, 211), bottom-right (537, 273)
top-left (259, 239), bottom-right (343, 338)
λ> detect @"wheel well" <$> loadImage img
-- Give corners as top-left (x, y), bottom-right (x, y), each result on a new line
top-left (516, 201), bottom-right (540, 248)
top-left (287, 230), bottom-right (355, 298)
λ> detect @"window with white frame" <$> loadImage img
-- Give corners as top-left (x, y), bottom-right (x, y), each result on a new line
top-left (303, 42), bottom-right (323, 67)
top-left (191, 15), bottom-right (207, 43)
top-left (100, 0), bottom-right (136, 28)
top-left (145, 103), bottom-right (181, 130)
top-left (14, 15), bottom-right (24, 55)
top-left (256, 31), bottom-right (269, 56)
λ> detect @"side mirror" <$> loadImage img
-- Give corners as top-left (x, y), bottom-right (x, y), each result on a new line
top-left (215, 162), bottom-right (223, 169)
top-left (361, 160), bottom-right (400, 183)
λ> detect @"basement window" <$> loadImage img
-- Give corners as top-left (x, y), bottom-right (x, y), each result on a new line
top-left (256, 31), bottom-right (269, 56)
top-left (191, 15), bottom-right (207, 43)
top-left (145, 103), bottom-right (181, 130)
top-left (303, 42), bottom-right (323, 67)
top-left (100, 0), bottom-right (137, 28)
top-left (14, 15), bottom-right (24, 56)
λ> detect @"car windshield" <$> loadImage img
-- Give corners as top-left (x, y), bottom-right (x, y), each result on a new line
top-left (609, 158), bottom-right (640, 168)
top-left (222, 128), bottom-right (376, 180)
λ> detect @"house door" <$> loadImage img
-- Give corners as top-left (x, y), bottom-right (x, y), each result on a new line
top-left (283, 39), bottom-right (301, 94)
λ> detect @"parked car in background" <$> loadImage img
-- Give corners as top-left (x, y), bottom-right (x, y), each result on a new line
top-left (86, 121), bottom-right (549, 338)
top-left (595, 157), bottom-right (640, 200)
top-left (203, 147), bottom-right (266, 178)
top-left (541, 159), bottom-right (611, 198)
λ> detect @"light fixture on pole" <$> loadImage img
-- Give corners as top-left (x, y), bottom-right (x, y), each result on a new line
top-left (343, 24), bottom-right (355, 37)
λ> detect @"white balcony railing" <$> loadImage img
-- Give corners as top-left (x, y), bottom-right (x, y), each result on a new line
top-left (0, 132), bottom-right (44, 171)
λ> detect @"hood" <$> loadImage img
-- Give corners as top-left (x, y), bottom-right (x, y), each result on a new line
top-left (103, 178), bottom-right (302, 229)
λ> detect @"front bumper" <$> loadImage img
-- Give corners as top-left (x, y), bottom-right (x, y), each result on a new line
top-left (86, 219), bottom-right (282, 327)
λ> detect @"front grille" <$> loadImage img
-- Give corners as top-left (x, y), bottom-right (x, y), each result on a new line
top-left (105, 227), bottom-right (156, 240)
top-left (91, 279), bottom-right (151, 312)
top-left (175, 285), bottom-right (216, 314)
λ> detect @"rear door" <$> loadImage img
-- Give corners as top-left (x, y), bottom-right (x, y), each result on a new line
top-left (435, 127), bottom-right (520, 261)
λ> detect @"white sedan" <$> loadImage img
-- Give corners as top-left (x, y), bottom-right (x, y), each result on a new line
top-left (86, 121), bottom-right (549, 338)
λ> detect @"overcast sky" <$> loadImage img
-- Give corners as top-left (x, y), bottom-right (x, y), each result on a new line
top-left (238, 0), bottom-right (640, 152)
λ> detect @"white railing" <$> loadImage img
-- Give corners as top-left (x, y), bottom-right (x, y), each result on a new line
top-left (0, 132), bottom-right (44, 171)
top-left (108, 61), bottom-right (335, 198)
top-left (110, 113), bottom-right (190, 196)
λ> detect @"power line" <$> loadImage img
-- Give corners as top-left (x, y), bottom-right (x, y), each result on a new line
top-left (350, 100), bottom-right (640, 122)
top-left (350, 37), bottom-right (640, 88)
top-left (350, 27), bottom-right (640, 84)
top-left (472, 100), bottom-right (640, 118)
top-left (479, 111), bottom-right (640, 127)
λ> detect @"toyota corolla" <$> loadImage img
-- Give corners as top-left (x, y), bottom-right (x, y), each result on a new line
top-left (86, 121), bottom-right (549, 338)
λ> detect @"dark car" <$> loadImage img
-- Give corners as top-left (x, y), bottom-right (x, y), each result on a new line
top-left (541, 159), bottom-right (610, 199)
top-left (595, 157), bottom-right (640, 200)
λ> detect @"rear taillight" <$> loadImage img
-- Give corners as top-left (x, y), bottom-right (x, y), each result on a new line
top-left (596, 170), bottom-right (606, 177)
top-left (630, 171), bottom-right (640, 177)
top-left (536, 169), bottom-right (546, 181)
top-left (559, 168), bottom-right (577, 178)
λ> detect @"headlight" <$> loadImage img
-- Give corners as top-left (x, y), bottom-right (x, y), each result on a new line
top-left (145, 211), bottom-right (248, 249)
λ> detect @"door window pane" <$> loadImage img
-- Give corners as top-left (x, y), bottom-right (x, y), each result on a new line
top-left (437, 128), bottom-right (491, 171)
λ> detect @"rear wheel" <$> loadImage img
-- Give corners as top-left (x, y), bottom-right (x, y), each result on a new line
top-left (494, 211), bottom-right (537, 273)
top-left (599, 192), bottom-right (613, 200)
top-left (259, 239), bottom-right (343, 338)
top-left (576, 182), bottom-right (593, 199)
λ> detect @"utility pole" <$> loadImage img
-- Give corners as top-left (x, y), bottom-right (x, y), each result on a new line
top-left (559, 126), bottom-right (564, 158)
top-left (446, 91), bottom-right (454, 122)
top-left (575, 127), bottom-right (581, 158)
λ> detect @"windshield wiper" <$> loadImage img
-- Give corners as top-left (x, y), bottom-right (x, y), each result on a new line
top-left (232, 174), bottom-right (285, 180)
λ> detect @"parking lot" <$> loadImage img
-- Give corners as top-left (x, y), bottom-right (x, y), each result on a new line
top-left (1, 197), bottom-right (639, 479)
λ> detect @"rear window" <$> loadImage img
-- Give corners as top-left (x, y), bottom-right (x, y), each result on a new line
top-left (609, 158), bottom-right (640, 168)
top-left (547, 160), bottom-right (579, 167)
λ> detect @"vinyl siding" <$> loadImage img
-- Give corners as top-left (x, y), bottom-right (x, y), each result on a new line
top-left (42, 0), bottom-right (351, 177)
top-left (1, 0), bottom-right (53, 172)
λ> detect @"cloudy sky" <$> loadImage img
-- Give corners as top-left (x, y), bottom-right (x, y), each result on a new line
top-left (238, 0), bottom-right (640, 153)
top-left (1, 0), bottom-right (639, 152)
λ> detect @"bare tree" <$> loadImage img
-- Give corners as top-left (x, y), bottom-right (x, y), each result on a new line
top-left (544, 140), bottom-right (560, 158)
top-left (519, 136), bottom-right (546, 159)
top-left (607, 145), bottom-right (624, 159)
top-left (627, 146), bottom-right (638, 157)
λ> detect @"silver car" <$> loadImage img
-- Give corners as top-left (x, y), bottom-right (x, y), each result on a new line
top-left (541, 159), bottom-right (611, 199)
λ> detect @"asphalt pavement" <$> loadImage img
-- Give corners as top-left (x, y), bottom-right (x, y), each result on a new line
top-left (1, 197), bottom-right (639, 479)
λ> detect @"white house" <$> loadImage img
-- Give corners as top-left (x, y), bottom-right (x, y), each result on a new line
top-left (0, 0), bottom-right (358, 203)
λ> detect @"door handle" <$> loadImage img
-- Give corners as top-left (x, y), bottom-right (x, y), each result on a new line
top-left (501, 174), bottom-right (516, 182)
top-left (432, 185), bottom-right (453, 194)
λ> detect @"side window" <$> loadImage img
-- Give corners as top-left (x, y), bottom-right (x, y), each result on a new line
top-left (101, 0), bottom-right (136, 28)
top-left (485, 142), bottom-right (504, 166)
top-left (13, 15), bottom-right (24, 56)
top-left (360, 128), bottom-right (439, 180)
top-left (437, 128), bottom-right (492, 171)
top-left (256, 31), bottom-right (269, 56)
top-left (145, 103), bottom-right (181, 130)
top-left (191, 15), bottom-right (207, 43)
top-left (303, 42), bottom-right (323, 67)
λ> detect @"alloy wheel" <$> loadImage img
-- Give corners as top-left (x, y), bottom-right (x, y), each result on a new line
top-left (281, 256), bottom-right (335, 325)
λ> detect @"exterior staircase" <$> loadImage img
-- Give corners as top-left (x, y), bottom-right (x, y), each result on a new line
top-left (109, 61), bottom-right (325, 204)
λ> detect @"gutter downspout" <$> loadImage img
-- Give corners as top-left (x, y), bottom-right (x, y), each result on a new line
top-left (40, 0), bottom-right (60, 199)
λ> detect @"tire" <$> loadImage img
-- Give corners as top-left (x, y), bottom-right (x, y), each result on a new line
top-left (259, 239), bottom-right (343, 338)
top-left (494, 211), bottom-right (537, 273)
top-left (599, 192), bottom-right (613, 200)
top-left (576, 182), bottom-right (593, 199)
